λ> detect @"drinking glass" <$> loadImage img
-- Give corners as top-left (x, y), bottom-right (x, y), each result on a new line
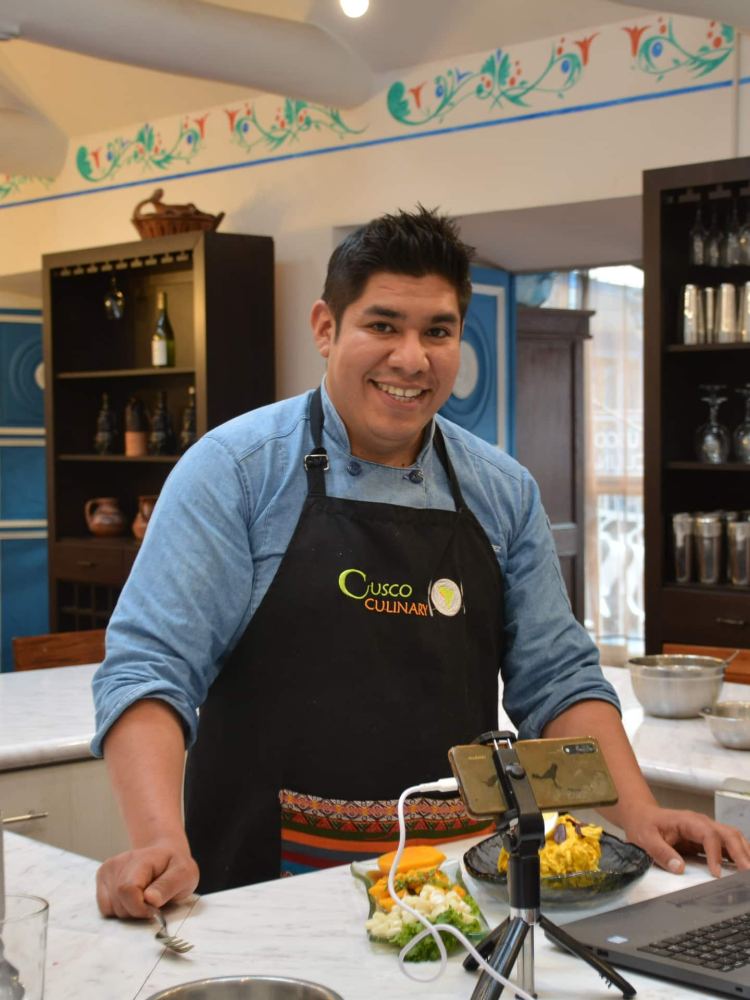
top-left (0, 895), bottom-right (48, 1000)
top-left (734, 385), bottom-right (750, 463)
top-left (694, 385), bottom-right (730, 463)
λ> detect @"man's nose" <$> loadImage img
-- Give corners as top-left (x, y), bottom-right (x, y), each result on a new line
top-left (388, 331), bottom-right (428, 372)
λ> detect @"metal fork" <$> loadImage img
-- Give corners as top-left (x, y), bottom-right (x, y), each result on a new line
top-left (149, 907), bottom-right (193, 954)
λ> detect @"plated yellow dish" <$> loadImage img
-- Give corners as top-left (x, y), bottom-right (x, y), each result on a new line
top-left (497, 812), bottom-right (604, 878)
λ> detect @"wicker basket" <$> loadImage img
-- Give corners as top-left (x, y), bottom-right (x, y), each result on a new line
top-left (131, 188), bottom-right (225, 239)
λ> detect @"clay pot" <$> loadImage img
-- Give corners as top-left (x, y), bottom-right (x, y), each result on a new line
top-left (132, 494), bottom-right (158, 541)
top-left (84, 497), bottom-right (127, 537)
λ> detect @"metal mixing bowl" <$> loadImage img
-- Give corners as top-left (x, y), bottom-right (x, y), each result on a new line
top-left (627, 655), bottom-right (725, 718)
top-left (702, 701), bottom-right (750, 750)
top-left (144, 977), bottom-right (345, 1000)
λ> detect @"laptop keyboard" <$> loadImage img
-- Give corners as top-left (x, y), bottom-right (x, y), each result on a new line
top-left (639, 912), bottom-right (750, 973)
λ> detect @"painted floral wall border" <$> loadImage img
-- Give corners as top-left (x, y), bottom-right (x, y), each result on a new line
top-left (0, 17), bottom-right (739, 203)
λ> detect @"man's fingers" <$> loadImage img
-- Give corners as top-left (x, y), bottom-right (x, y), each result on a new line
top-left (143, 856), bottom-right (199, 910)
top-left (96, 869), bottom-right (114, 917)
top-left (639, 832), bottom-right (686, 875)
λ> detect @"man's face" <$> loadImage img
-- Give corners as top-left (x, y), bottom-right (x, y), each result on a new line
top-left (311, 271), bottom-right (462, 467)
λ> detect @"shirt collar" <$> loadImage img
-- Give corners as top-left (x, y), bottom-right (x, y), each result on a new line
top-left (319, 377), bottom-right (436, 468)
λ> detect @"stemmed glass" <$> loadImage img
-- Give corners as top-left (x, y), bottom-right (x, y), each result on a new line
top-left (103, 273), bottom-right (125, 320)
top-left (695, 384), bottom-right (730, 463)
top-left (734, 385), bottom-right (750, 463)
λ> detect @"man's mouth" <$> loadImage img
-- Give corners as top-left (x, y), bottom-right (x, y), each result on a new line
top-left (372, 380), bottom-right (427, 401)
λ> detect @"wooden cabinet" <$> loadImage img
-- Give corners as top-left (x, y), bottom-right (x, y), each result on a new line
top-left (0, 759), bottom-right (129, 861)
top-left (515, 306), bottom-right (591, 622)
top-left (643, 157), bottom-right (750, 657)
top-left (42, 231), bottom-right (274, 631)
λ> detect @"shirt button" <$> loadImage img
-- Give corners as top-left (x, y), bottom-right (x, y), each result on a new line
top-left (407, 469), bottom-right (424, 484)
top-left (347, 460), bottom-right (362, 476)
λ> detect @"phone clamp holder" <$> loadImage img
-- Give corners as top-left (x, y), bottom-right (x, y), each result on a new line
top-left (464, 730), bottom-right (636, 1000)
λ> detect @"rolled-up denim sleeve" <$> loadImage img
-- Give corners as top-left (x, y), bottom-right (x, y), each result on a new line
top-left (500, 469), bottom-right (620, 739)
top-left (91, 434), bottom-right (254, 756)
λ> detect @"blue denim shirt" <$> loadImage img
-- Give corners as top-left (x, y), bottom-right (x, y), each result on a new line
top-left (91, 381), bottom-right (619, 755)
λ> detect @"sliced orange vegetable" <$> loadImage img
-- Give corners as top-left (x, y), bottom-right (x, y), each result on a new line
top-left (376, 845), bottom-right (446, 875)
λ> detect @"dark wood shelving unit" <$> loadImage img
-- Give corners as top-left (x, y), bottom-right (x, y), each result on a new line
top-left (57, 367), bottom-right (196, 379)
top-left (43, 229), bottom-right (275, 631)
top-left (666, 461), bottom-right (750, 471)
top-left (58, 454), bottom-right (180, 463)
top-left (644, 156), bottom-right (750, 662)
top-left (666, 342), bottom-right (750, 353)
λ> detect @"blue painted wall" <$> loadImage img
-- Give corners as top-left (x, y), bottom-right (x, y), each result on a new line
top-left (440, 265), bottom-right (515, 454)
top-left (0, 309), bottom-right (48, 671)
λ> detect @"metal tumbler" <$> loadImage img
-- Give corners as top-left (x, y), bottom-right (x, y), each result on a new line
top-left (695, 513), bottom-right (723, 585)
top-left (728, 521), bottom-right (750, 586)
top-left (682, 285), bottom-right (705, 344)
top-left (715, 283), bottom-right (737, 343)
top-left (672, 513), bottom-right (694, 583)
top-left (737, 282), bottom-right (750, 343)
top-left (703, 287), bottom-right (717, 342)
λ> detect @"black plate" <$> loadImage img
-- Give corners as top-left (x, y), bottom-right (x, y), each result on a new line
top-left (463, 831), bottom-right (651, 908)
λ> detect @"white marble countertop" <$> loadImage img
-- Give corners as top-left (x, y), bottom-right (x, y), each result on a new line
top-left (2, 663), bottom-right (748, 794)
top-left (4, 829), bottom-right (733, 1000)
top-left (0, 663), bottom-right (98, 771)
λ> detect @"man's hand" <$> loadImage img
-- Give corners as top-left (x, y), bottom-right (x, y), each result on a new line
top-left (96, 841), bottom-right (199, 918)
top-left (622, 804), bottom-right (750, 877)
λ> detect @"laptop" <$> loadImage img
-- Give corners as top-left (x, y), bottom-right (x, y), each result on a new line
top-left (554, 869), bottom-right (750, 998)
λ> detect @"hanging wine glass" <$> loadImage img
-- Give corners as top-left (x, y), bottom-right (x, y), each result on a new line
top-left (103, 273), bottom-right (125, 320)
top-left (721, 198), bottom-right (742, 267)
top-left (734, 384), bottom-right (750, 463)
top-left (705, 209), bottom-right (722, 267)
top-left (694, 384), bottom-right (730, 463)
top-left (688, 202), bottom-right (706, 266)
top-left (738, 202), bottom-right (750, 265)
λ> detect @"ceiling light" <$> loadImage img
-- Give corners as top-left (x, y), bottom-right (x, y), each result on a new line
top-left (339, 0), bottom-right (369, 18)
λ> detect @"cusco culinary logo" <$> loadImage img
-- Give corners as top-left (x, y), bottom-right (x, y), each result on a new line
top-left (338, 568), bottom-right (463, 618)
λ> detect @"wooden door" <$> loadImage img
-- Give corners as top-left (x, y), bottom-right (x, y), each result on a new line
top-left (514, 306), bottom-right (591, 623)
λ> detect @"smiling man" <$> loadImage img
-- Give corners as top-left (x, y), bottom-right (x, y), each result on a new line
top-left (92, 207), bottom-right (750, 919)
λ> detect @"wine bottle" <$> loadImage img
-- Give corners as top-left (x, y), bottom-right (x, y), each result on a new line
top-left (124, 396), bottom-right (148, 457)
top-left (94, 392), bottom-right (117, 454)
top-left (179, 385), bottom-right (197, 453)
top-left (148, 391), bottom-right (176, 455)
top-left (151, 291), bottom-right (176, 367)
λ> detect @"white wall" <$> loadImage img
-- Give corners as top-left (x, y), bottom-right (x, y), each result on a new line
top-left (0, 13), bottom-right (746, 396)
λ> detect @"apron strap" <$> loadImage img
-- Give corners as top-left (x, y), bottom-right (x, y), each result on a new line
top-left (305, 385), bottom-right (467, 511)
top-left (304, 387), bottom-right (329, 496)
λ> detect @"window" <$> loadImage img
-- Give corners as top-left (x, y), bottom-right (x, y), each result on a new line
top-left (526, 267), bottom-right (644, 662)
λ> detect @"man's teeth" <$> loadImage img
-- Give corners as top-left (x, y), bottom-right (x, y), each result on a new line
top-left (374, 382), bottom-right (423, 399)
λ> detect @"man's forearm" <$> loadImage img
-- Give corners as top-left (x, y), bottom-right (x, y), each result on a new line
top-left (541, 699), bottom-right (658, 828)
top-left (102, 699), bottom-right (189, 849)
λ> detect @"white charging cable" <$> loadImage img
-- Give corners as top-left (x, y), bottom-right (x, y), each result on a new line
top-left (387, 780), bottom-right (536, 1000)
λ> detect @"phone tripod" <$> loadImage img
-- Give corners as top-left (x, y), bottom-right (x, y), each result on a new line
top-left (464, 732), bottom-right (636, 1000)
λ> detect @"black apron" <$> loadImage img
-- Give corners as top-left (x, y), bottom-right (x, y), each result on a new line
top-left (184, 388), bottom-right (505, 892)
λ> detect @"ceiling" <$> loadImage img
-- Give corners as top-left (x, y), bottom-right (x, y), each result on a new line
top-left (0, 0), bottom-right (656, 138)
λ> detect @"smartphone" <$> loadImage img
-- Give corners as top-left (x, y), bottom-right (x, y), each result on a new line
top-left (448, 737), bottom-right (618, 817)
top-left (448, 744), bottom-right (508, 819)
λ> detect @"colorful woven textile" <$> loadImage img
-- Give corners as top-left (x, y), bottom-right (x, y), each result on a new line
top-left (279, 788), bottom-right (494, 875)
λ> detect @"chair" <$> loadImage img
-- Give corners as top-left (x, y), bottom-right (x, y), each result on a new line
top-left (12, 629), bottom-right (106, 671)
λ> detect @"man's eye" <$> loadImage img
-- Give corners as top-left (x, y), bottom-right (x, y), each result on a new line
top-left (370, 322), bottom-right (395, 333)
top-left (427, 327), bottom-right (451, 339)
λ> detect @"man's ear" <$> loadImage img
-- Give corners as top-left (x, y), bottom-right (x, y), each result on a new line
top-left (311, 299), bottom-right (335, 359)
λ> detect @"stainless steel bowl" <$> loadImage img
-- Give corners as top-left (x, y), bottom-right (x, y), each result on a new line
top-left (145, 977), bottom-right (345, 1000)
top-left (627, 655), bottom-right (725, 718)
top-left (702, 701), bottom-right (750, 750)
